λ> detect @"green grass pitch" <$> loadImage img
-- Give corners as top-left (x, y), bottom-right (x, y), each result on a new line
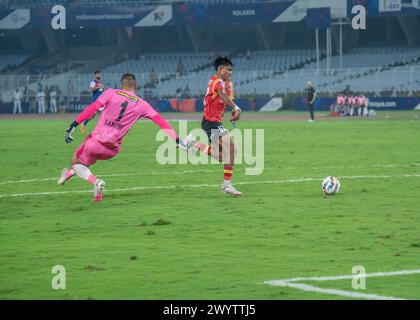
top-left (0, 111), bottom-right (419, 300)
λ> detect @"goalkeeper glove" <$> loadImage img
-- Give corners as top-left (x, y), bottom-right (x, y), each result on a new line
top-left (176, 135), bottom-right (197, 155)
top-left (64, 121), bottom-right (78, 144)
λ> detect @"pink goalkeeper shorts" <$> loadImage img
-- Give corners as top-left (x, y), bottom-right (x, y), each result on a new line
top-left (75, 134), bottom-right (120, 166)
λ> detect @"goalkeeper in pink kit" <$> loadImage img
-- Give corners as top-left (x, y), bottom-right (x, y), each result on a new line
top-left (58, 73), bottom-right (191, 201)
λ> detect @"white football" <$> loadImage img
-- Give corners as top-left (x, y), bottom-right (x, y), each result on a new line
top-left (322, 176), bottom-right (340, 195)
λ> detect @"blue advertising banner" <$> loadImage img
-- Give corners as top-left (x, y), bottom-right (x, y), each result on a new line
top-left (0, 9), bottom-right (30, 29)
top-left (294, 96), bottom-right (420, 111)
top-left (29, 5), bottom-right (172, 28)
top-left (173, 1), bottom-right (293, 25)
top-left (365, 97), bottom-right (420, 109)
top-left (304, 7), bottom-right (331, 30)
top-left (348, 0), bottom-right (420, 17)
top-left (1, 1), bottom-right (356, 29)
top-left (1, 2), bottom-right (298, 29)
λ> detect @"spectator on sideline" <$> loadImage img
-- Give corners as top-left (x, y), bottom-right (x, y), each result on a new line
top-left (182, 84), bottom-right (191, 98)
top-left (343, 85), bottom-right (353, 96)
top-left (89, 70), bottom-right (104, 102)
top-left (333, 93), bottom-right (369, 117)
top-left (13, 88), bottom-right (22, 114)
top-left (45, 86), bottom-right (50, 112)
top-left (359, 95), bottom-right (369, 116)
top-left (49, 87), bottom-right (58, 113)
top-left (149, 68), bottom-right (158, 87)
top-left (79, 70), bottom-right (105, 133)
top-left (67, 80), bottom-right (75, 103)
top-left (330, 94), bottom-right (343, 116)
top-left (23, 85), bottom-right (28, 104)
top-left (36, 88), bottom-right (46, 114)
top-left (306, 81), bottom-right (317, 122)
top-left (349, 95), bottom-right (356, 116)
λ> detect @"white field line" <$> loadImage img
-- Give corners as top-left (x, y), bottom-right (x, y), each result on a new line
top-left (278, 163), bottom-right (420, 171)
top-left (342, 174), bottom-right (420, 179)
top-left (266, 269), bottom-right (420, 284)
top-left (0, 169), bottom-right (215, 185)
top-left (271, 282), bottom-right (404, 300)
top-left (264, 269), bottom-right (420, 300)
top-left (0, 173), bottom-right (420, 199)
top-left (1, 163), bottom-right (419, 186)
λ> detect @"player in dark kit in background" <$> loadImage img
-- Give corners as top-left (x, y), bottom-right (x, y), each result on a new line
top-left (306, 81), bottom-right (317, 122)
top-left (81, 70), bottom-right (105, 134)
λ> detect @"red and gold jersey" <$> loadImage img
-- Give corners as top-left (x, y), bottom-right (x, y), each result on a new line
top-left (203, 75), bottom-right (233, 122)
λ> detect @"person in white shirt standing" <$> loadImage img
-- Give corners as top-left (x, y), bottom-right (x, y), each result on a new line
top-left (360, 95), bottom-right (369, 116)
top-left (13, 89), bottom-right (22, 114)
top-left (49, 87), bottom-right (57, 113)
top-left (37, 89), bottom-right (46, 114)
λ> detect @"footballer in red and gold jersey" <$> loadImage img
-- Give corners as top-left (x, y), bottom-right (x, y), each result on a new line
top-left (191, 56), bottom-right (242, 196)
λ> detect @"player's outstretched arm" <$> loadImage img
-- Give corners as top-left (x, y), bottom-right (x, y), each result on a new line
top-left (64, 99), bottom-right (104, 144)
top-left (149, 114), bottom-right (193, 152)
top-left (150, 113), bottom-right (178, 142)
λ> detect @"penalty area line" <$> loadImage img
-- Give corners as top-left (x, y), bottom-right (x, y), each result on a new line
top-left (264, 268), bottom-right (420, 300)
top-left (267, 281), bottom-right (404, 300)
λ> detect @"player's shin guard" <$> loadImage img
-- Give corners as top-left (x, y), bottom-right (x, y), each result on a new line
top-left (72, 164), bottom-right (97, 185)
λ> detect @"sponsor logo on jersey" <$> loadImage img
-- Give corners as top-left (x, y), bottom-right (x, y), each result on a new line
top-left (116, 91), bottom-right (139, 103)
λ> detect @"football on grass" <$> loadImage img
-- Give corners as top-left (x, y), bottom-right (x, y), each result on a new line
top-left (322, 176), bottom-right (341, 195)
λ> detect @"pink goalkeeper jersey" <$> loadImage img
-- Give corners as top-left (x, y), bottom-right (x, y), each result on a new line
top-left (91, 88), bottom-right (158, 147)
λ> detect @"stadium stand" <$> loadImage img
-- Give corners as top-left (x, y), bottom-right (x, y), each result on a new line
top-left (234, 47), bottom-right (420, 96)
top-left (234, 50), bottom-right (317, 71)
top-left (153, 49), bottom-right (319, 97)
top-left (0, 54), bottom-right (30, 72)
top-left (138, 47), bottom-right (420, 97)
top-left (321, 65), bottom-right (420, 95)
top-left (306, 47), bottom-right (420, 69)
top-left (1, 47), bottom-right (420, 103)
top-left (102, 52), bottom-right (215, 74)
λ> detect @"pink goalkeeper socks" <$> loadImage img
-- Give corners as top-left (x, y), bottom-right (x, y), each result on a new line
top-left (65, 170), bottom-right (75, 179)
top-left (87, 175), bottom-right (97, 185)
top-left (72, 164), bottom-right (97, 185)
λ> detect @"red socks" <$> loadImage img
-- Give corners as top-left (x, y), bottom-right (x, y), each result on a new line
top-left (196, 143), bottom-right (233, 181)
top-left (196, 142), bottom-right (212, 156)
top-left (224, 165), bottom-right (233, 181)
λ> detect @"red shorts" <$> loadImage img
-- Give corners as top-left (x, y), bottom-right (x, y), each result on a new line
top-left (75, 134), bottom-right (120, 166)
